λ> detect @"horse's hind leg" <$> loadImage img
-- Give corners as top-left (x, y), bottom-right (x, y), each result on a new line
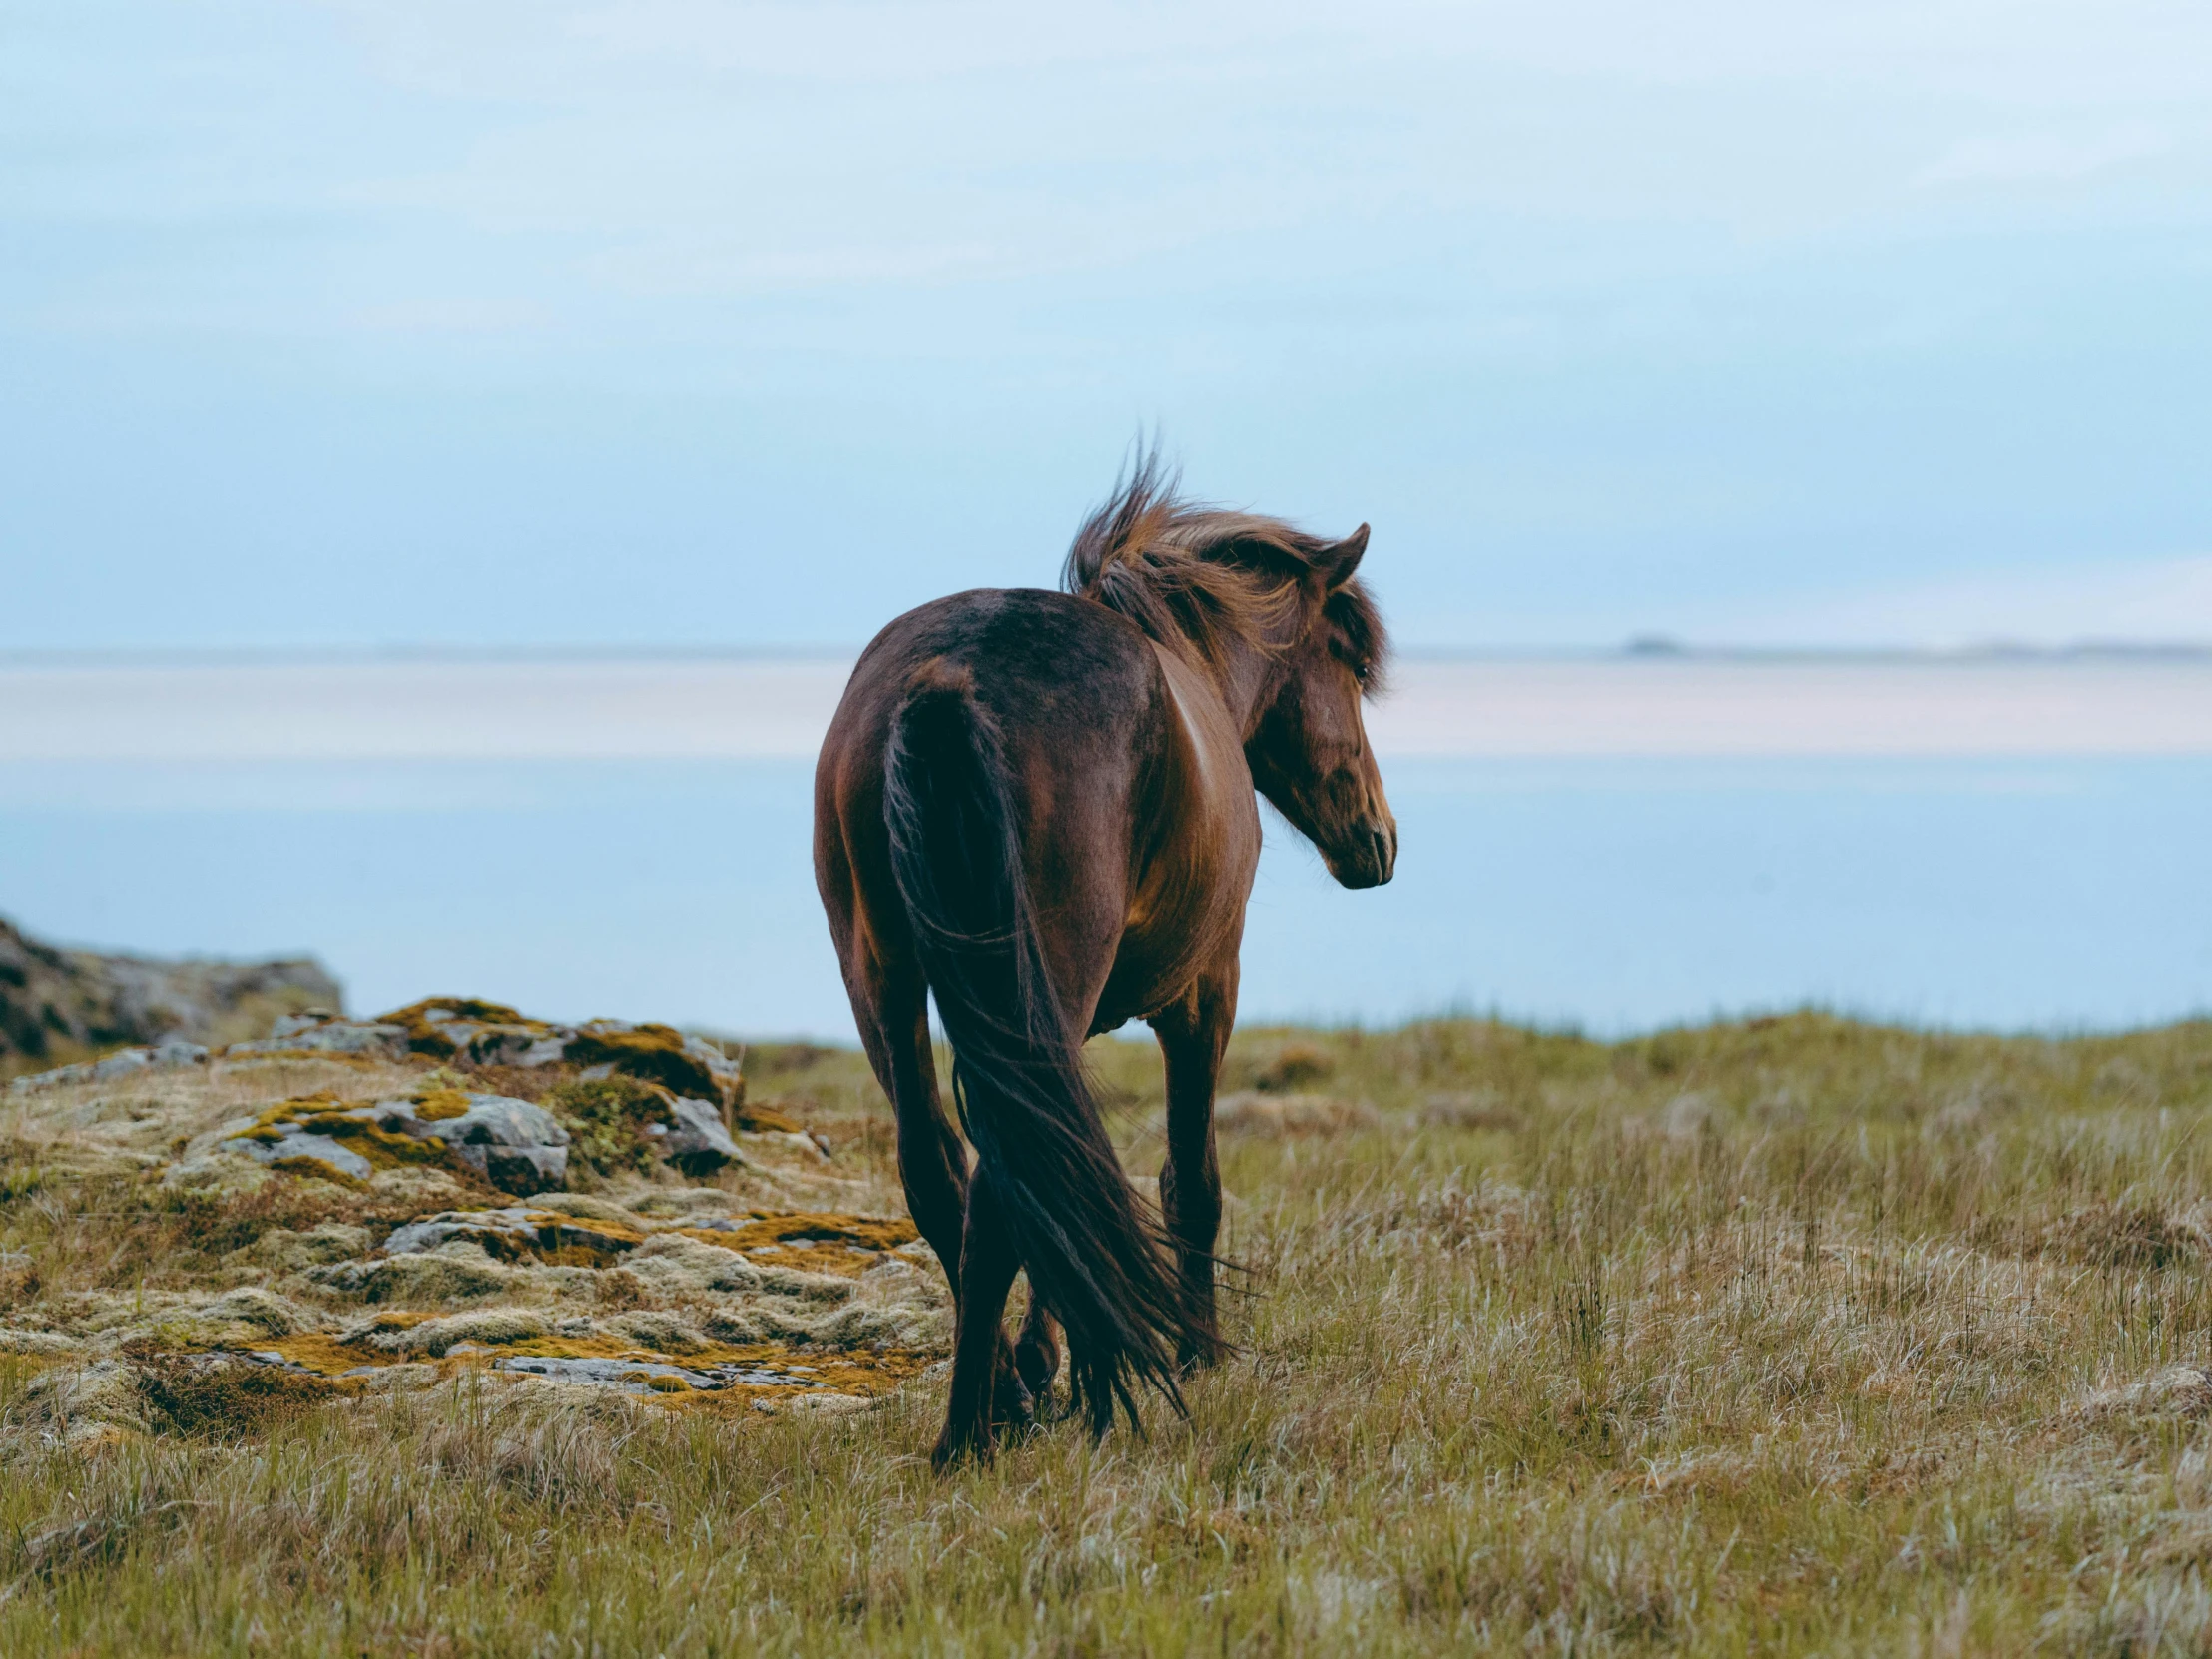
top-left (933, 1166), bottom-right (1024, 1466)
top-left (853, 959), bottom-right (1032, 1436)
top-left (1150, 970), bottom-right (1235, 1371)
top-left (1013, 1292), bottom-right (1063, 1412)
top-left (855, 963), bottom-right (971, 1304)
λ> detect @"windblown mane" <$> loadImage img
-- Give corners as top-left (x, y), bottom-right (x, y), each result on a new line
top-left (1061, 449), bottom-right (1386, 684)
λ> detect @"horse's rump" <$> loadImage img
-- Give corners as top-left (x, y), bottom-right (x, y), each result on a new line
top-left (880, 656), bottom-right (1203, 1428)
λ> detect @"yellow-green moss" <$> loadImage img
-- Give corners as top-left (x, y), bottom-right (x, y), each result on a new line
top-left (267, 1155), bottom-right (364, 1190)
top-left (733, 1099), bottom-right (806, 1135)
top-left (136, 1356), bottom-right (347, 1438)
top-left (521, 1211), bottom-right (645, 1255)
top-left (410, 1088), bottom-right (473, 1122)
top-left (239, 1092), bottom-right (343, 1142)
top-left (374, 998), bottom-right (538, 1058)
top-left (542, 1076), bottom-right (676, 1179)
top-left (566, 1023), bottom-right (735, 1105)
top-left (718, 1212), bottom-right (917, 1253)
top-left (243, 1094), bottom-right (454, 1172)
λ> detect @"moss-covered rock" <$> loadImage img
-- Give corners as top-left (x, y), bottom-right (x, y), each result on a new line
top-left (135, 1355), bottom-right (340, 1439)
top-left (379, 1206), bottom-right (643, 1263)
top-left (218, 1087), bottom-right (569, 1195)
top-left (542, 1075), bottom-right (674, 1180)
top-left (566, 1020), bottom-right (742, 1107)
top-left (4, 995), bottom-right (947, 1424)
top-left (375, 999), bottom-right (550, 1062)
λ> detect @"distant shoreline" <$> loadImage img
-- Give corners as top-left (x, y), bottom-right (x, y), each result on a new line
top-left (4, 640), bottom-right (2209, 669)
top-left (6, 653), bottom-right (2212, 760)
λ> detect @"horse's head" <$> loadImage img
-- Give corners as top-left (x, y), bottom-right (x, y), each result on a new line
top-left (1247, 525), bottom-right (1397, 890)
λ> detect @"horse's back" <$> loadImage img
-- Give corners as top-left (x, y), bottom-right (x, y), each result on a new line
top-left (816, 585), bottom-right (1257, 1028)
top-left (845, 585), bottom-right (1153, 722)
top-left (822, 589), bottom-right (1160, 792)
top-left (816, 590), bottom-right (1163, 975)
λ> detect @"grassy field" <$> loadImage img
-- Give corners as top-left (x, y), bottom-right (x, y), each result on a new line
top-left (7, 1012), bottom-right (2212, 1654)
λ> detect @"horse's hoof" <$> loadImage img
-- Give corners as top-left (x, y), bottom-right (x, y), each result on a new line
top-left (989, 1366), bottom-right (1037, 1432)
top-left (1028, 1391), bottom-right (1070, 1425)
top-left (990, 1386), bottom-right (1037, 1435)
top-left (1014, 1342), bottom-right (1061, 1399)
top-left (931, 1430), bottom-right (990, 1470)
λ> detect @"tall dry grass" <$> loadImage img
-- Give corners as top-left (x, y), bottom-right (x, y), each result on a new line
top-left (6, 1011), bottom-right (2212, 1655)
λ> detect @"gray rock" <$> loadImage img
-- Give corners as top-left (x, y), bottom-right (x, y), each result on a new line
top-left (379, 1205), bottom-right (636, 1258)
top-left (493, 1354), bottom-right (829, 1393)
top-left (226, 1020), bottom-right (406, 1059)
top-left (496, 1355), bottom-right (709, 1392)
top-left (659, 1095), bottom-right (744, 1173)
top-left (10, 1037), bottom-right (212, 1094)
top-left (682, 1033), bottom-right (746, 1097)
top-left (436, 1095), bottom-right (570, 1195)
top-left (471, 1027), bottom-right (571, 1067)
top-left (215, 1091), bottom-right (568, 1194)
top-left (225, 1128), bottom-right (375, 1180)
top-left (91, 1048), bottom-right (153, 1082)
top-left (381, 1209), bottom-right (542, 1257)
top-left (444, 1095), bottom-right (568, 1149)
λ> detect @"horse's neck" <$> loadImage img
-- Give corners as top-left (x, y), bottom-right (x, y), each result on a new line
top-left (1149, 642), bottom-right (1261, 780)
top-left (1179, 635), bottom-right (1280, 744)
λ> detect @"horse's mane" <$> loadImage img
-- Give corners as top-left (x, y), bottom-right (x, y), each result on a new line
top-left (1061, 449), bottom-right (1386, 687)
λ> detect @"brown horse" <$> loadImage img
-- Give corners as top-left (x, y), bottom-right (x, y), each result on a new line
top-left (813, 455), bottom-right (1396, 1465)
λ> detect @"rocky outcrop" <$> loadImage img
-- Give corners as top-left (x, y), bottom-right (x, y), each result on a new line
top-left (341, 1000), bottom-right (746, 1109)
top-left (0, 987), bottom-right (933, 1435)
top-left (230, 1003), bottom-right (744, 1105)
top-left (11, 999), bottom-right (760, 1186)
top-left (0, 914), bottom-right (340, 1072)
top-left (219, 1089), bottom-right (572, 1196)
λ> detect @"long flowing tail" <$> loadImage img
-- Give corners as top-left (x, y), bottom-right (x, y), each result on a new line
top-left (882, 671), bottom-right (1203, 1432)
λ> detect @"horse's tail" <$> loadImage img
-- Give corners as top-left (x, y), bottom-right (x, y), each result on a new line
top-left (882, 668), bottom-right (1202, 1432)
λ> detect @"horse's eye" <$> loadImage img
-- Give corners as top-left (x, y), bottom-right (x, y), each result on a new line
top-left (1352, 662), bottom-right (1371, 685)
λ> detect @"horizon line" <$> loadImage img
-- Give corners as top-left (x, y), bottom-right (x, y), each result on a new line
top-left (5, 638), bottom-right (2211, 670)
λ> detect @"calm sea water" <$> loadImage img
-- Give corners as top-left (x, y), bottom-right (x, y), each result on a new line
top-left (1, 751), bottom-right (2204, 1038)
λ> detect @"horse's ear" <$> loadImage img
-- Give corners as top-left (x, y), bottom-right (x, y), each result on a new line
top-left (1317, 523), bottom-right (1370, 588)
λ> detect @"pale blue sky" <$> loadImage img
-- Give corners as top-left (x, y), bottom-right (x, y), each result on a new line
top-left (6, 0), bottom-right (2211, 652)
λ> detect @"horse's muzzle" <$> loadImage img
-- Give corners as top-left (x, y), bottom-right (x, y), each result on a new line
top-left (1330, 817), bottom-right (1397, 890)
